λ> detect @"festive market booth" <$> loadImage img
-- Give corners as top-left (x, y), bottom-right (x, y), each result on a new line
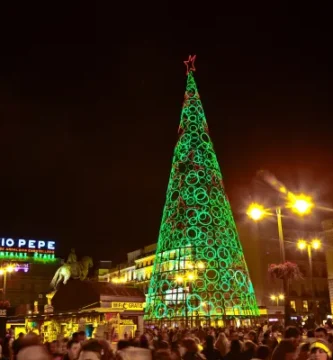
top-left (24, 280), bottom-right (145, 342)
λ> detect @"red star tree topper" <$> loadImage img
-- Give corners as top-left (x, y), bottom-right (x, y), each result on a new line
top-left (184, 54), bottom-right (196, 75)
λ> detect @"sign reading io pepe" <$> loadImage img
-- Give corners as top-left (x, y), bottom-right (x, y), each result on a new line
top-left (111, 302), bottom-right (144, 311)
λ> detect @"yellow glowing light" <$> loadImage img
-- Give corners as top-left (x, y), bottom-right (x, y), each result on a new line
top-left (312, 239), bottom-right (321, 250)
top-left (246, 203), bottom-right (265, 221)
top-left (297, 240), bottom-right (307, 250)
top-left (187, 263), bottom-right (193, 269)
top-left (197, 262), bottom-right (205, 269)
top-left (187, 273), bottom-right (195, 281)
top-left (287, 193), bottom-right (314, 215)
top-left (201, 301), bottom-right (206, 306)
top-left (0, 269), bottom-right (4, 276)
top-left (112, 278), bottom-right (119, 283)
top-left (279, 294), bottom-right (285, 300)
top-left (176, 276), bottom-right (183, 283)
top-left (270, 295), bottom-right (276, 301)
top-left (6, 266), bottom-right (14, 273)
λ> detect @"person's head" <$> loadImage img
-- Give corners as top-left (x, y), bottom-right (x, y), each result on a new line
top-left (139, 334), bottom-right (149, 349)
top-left (72, 332), bottom-right (79, 341)
top-left (79, 340), bottom-right (103, 360)
top-left (117, 340), bottom-right (130, 351)
top-left (271, 339), bottom-right (295, 360)
top-left (315, 327), bottom-right (328, 340)
top-left (308, 330), bottom-right (315, 338)
top-left (50, 340), bottom-right (59, 354)
top-left (284, 326), bottom-right (301, 348)
top-left (205, 335), bottom-right (214, 349)
top-left (78, 331), bottom-right (86, 343)
top-left (60, 338), bottom-right (69, 354)
top-left (181, 338), bottom-right (198, 354)
top-left (158, 340), bottom-right (169, 350)
top-left (248, 330), bottom-right (257, 343)
top-left (243, 340), bottom-right (256, 354)
top-left (67, 340), bottom-right (81, 360)
top-left (309, 340), bottom-right (332, 360)
top-left (255, 345), bottom-right (270, 360)
top-left (297, 342), bottom-right (310, 360)
top-left (17, 334), bottom-right (51, 360)
top-left (230, 339), bottom-right (242, 353)
top-left (230, 330), bottom-right (239, 341)
top-left (18, 332), bottom-right (24, 339)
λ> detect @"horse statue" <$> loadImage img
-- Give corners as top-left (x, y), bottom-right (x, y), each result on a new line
top-left (50, 256), bottom-right (93, 289)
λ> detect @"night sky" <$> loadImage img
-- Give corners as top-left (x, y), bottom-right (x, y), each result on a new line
top-left (0, 4), bottom-right (332, 264)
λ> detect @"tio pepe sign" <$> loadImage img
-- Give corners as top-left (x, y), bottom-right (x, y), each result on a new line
top-left (0, 238), bottom-right (55, 253)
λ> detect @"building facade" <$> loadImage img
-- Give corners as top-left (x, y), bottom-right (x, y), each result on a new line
top-left (99, 244), bottom-right (156, 294)
top-left (0, 237), bottom-right (61, 315)
top-left (239, 221), bottom-right (330, 322)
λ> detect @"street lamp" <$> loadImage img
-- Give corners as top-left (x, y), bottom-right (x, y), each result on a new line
top-left (175, 261), bottom-right (204, 328)
top-left (287, 194), bottom-right (314, 216)
top-left (247, 203), bottom-right (266, 222)
top-left (270, 294), bottom-right (285, 306)
top-left (297, 238), bottom-right (322, 316)
top-left (0, 265), bottom-right (16, 299)
top-left (247, 191), bottom-right (314, 325)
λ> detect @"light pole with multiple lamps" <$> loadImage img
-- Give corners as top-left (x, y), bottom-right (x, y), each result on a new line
top-left (247, 192), bottom-right (314, 324)
top-left (297, 238), bottom-right (322, 318)
top-left (270, 294), bottom-right (285, 307)
top-left (175, 261), bottom-right (205, 328)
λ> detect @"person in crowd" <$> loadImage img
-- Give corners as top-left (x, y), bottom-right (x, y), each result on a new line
top-left (223, 339), bottom-right (242, 360)
top-left (296, 342), bottom-right (310, 360)
top-left (201, 335), bottom-right (221, 360)
top-left (79, 339), bottom-right (104, 360)
top-left (63, 339), bottom-right (81, 360)
top-left (180, 337), bottom-right (205, 360)
top-left (252, 345), bottom-right (270, 360)
top-left (214, 332), bottom-right (229, 358)
top-left (309, 339), bottom-right (332, 360)
top-left (284, 326), bottom-right (301, 348)
top-left (17, 334), bottom-right (51, 360)
top-left (315, 327), bottom-right (328, 340)
top-left (271, 339), bottom-right (296, 360)
top-left (240, 340), bottom-right (256, 360)
top-left (247, 330), bottom-right (258, 345)
top-left (12, 332), bottom-right (24, 359)
top-left (60, 338), bottom-right (69, 356)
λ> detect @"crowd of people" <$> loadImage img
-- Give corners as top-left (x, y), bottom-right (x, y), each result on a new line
top-left (1, 322), bottom-right (333, 360)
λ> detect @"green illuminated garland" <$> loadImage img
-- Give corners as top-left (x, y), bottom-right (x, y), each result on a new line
top-left (144, 63), bottom-right (259, 324)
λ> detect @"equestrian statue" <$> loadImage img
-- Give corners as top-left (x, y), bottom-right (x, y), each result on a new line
top-left (50, 249), bottom-right (93, 289)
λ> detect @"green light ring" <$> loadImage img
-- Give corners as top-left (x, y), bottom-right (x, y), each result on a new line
top-left (187, 294), bottom-right (201, 310)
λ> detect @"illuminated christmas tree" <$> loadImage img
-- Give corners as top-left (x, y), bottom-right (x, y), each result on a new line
top-left (144, 56), bottom-right (259, 327)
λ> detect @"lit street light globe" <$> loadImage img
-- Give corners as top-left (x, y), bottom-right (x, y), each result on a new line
top-left (311, 239), bottom-right (321, 250)
top-left (279, 294), bottom-right (285, 300)
top-left (270, 295), bottom-right (276, 301)
top-left (247, 203), bottom-right (265, 221)
top-left (288, 193), bottom-right (314, 215)
top-left (297, 240), bottom-right (307, 250)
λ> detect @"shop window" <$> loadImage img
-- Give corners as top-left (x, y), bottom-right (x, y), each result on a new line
top-left (290, 300), bottom-right (296, 312)
top-left (302, 300), bottom-right (308, 312)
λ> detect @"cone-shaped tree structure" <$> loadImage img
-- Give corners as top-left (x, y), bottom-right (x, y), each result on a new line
top-left (144, 56), bottom-right (259, 326)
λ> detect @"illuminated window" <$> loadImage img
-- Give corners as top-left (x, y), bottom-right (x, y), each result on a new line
top-left (290, 301), bottom-right (296, 312)
top-left (303, 300), bottom-right (308, 312)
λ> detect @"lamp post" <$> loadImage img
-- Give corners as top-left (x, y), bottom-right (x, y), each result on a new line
top-left (247, 193), bottom-right (314, 325)
top-left (0, 265), bottom-right (14, 300)
top-left (270, 294), bottom-right (285, 307)
top-left (297, 239), bottom-right (321, 317)
top-left (176, 261), bottom-right (204, 328)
